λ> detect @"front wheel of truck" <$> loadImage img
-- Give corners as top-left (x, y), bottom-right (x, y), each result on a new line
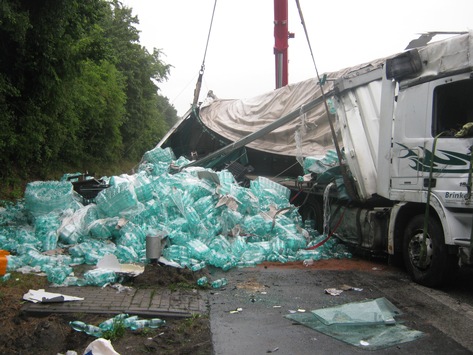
top-left (403, 215), bottom-right (456, 288)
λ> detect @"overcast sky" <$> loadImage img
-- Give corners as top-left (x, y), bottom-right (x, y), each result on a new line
top-left (121, 0), bottom-right (472, 116)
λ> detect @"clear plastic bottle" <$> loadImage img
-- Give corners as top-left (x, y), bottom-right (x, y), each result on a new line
top-left (69, 320), bottom-right (87, 332)
top-left (211, 278), bottom-right (228, 289)
top-left (303, 259), bottom-right (314, 267)
top-left (148, 318), bottom-right (166, 328)
top-left (187, 239), bottom-right (210, 259)
top-left (190, 260), bottom-right (206, 271)
top-left (25, 249), bottom-right (50, 267)
top-left (123, 315), bottom-right (139, 328)
top-left (43, 265), bottom-right (72, 285)
top-left (61, 276), bottom-right (87, 287)
top-left (128, 319), bottom-right (149, 331)
top-left (277, 254), bottom-right (288, 263)
top-left (99, 313), bottom-right (129, 331)
top-left (184, 206), bottom-right (200, 225)
top-left (197, 276), bottom-right (208, 286)
top-left (69, 321), bottom-right (103, 337)
top-left (83, 268), bottom-right (117, 286)
top-left (84, 324), bottom-right (103, 337)
top-left (98, 318), bottom-right (115, 331)
top-left (6, 255), bottom-right (23, 271)
top-left (221, 259), bottom-right (238, 271)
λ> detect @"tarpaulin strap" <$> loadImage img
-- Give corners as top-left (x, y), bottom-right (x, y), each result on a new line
top-left (290, 189), bottom-right (303, 203)
top-left (306, 207), bottom-right (346, 250)
top-left (306, 182), bottom-right (345, 251)
top-left (295, 0), bottom-right (358, 202)
top-left (192, 0), bottom-right (217, 107)
top-left (292, 179), bottom-right (318, 210)
top-left (274, 161), bottom-right (301, 179)
top-left (295, 104), bottom-right (308, 167)
top-left (467, 145), bottom-right (473, 260)
top-left (271, 206), bottom-right (296, 231)
top-left (420, 132), bottom-right (442, 267)
top-left (192, 70), bottom-right (204, 107)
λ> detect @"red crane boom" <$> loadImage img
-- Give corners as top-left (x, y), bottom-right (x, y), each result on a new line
top-left (274, 0), bottom-right (291, 88)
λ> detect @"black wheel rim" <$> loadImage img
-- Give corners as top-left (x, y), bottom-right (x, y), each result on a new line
top-left (408, 230), bottom-right (433, 270)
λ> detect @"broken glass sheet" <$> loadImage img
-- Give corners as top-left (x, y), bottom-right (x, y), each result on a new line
top-left (312, 297), bottom-right (400, 325)
top-left (285, 298), bottom-right (424, 350)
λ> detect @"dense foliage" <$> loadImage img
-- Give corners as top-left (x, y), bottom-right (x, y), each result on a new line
top-left (0, 0), bottom-right (177, 181)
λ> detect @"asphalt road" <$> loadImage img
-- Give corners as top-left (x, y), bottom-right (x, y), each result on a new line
top-left (206, 258), bottom-right (473, 354)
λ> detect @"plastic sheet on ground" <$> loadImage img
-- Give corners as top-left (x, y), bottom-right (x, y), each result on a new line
top-left (83, 338), bottom-right (119, 355)
top-left (95, 254), bottom-right (144, 276)
top-left (23, 289), bottom-right (84, 303)
top-left (0, 146), bottom-right (352, 286)
top-left (285, 297), bottom-right (424, 350)
top-left (312, 297), bottom-right (400, 325)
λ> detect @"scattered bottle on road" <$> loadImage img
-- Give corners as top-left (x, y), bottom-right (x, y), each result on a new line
top-left (69, 321), bottom-right (103, 337)
top-left (211, 278), bottom-right (228, 289)
top-left (148, 318), bottom-right (166, 328)
top-left (197, 276), bottom-right (208, 286)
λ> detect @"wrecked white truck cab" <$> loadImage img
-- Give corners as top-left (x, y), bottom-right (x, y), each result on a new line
top-left (330, 32), bottom-right (473, 287)
top-left (160, 32), bottom-right (473, 287)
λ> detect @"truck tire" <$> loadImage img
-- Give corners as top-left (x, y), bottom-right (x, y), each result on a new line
top-left (403, 214), bottom-right (455, 288)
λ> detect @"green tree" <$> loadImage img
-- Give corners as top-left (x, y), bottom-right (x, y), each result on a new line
top-left (0, 0), bottom-right (112, 177)
top-left (157, 95), bottom-right (179, 131)
top-left (65, 59), bottom-right (126, 164)
top-left (0, 0), bottom-right (178, 186)
top-left (105, 1), bottom-right (173, 161)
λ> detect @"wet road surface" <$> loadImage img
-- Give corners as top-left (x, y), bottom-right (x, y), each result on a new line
top-left (207, 258), bottom-right (473, 354)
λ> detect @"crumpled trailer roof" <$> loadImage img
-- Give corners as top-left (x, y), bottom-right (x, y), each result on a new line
top-left (160, 32), bottom-right (472, 174)
top-left (198, 59), bottom-right (385, 158)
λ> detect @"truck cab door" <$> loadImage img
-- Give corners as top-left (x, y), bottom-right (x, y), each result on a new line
top-left (391, 72), bottom-right (473, 204)
top-left (391, 82), bottom-right (429, 198)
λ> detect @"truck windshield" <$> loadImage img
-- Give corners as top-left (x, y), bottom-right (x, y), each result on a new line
top-left (433, 78), bottom-right (473, 138)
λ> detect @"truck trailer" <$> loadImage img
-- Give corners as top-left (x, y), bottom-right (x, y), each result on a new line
top-left (159, 32), bottom-right (473, 287)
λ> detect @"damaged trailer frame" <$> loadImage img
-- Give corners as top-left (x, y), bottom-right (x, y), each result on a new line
top-left (159, 32), bottom-right (473, 287)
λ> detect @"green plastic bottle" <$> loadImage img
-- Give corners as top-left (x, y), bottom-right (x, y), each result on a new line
top-left (211, 278), bottom-right (228, 289)
top-left (197, 276), bottom-right (208, 286)
top-left (148, 318), bottom-right (166, 328)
